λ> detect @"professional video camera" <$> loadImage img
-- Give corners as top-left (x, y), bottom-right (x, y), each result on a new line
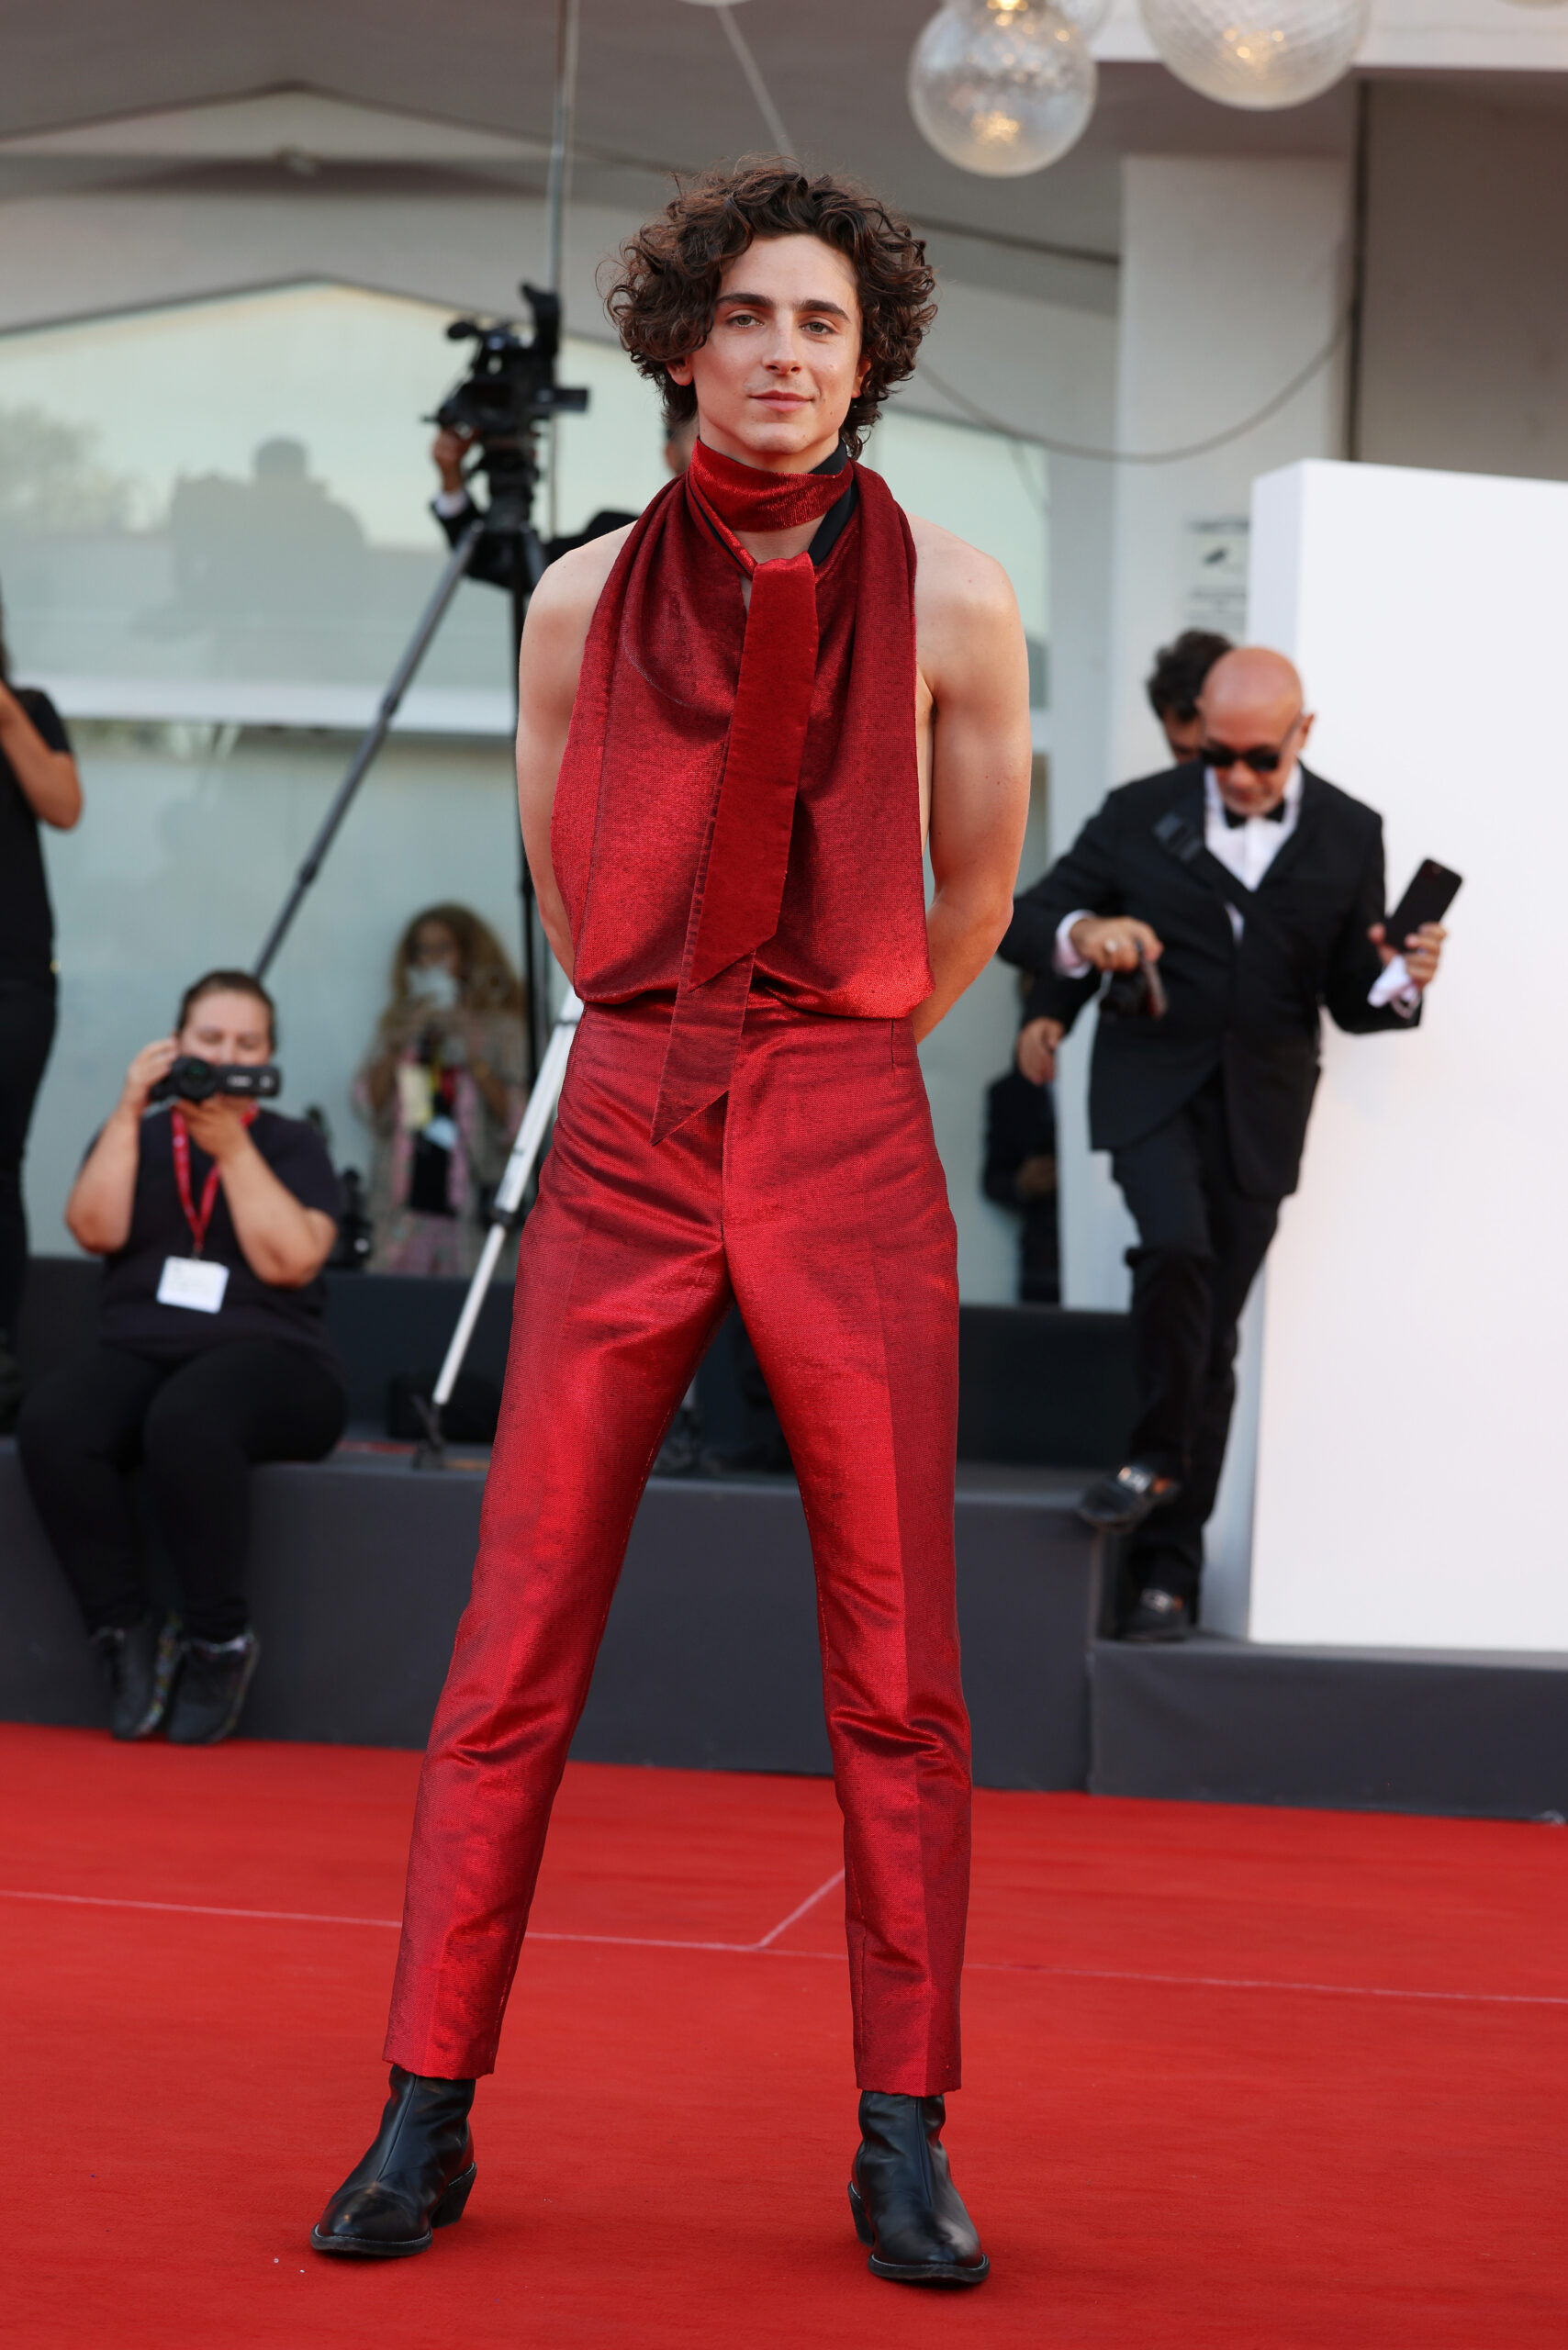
top-left (150, 1058), bottom-right (283, 1106)
top-left (436, 285), bottom-right (588, 446)
top-left (431, 285), bottom-right (588, 594)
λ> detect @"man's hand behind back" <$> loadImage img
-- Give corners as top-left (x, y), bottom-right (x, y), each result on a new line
top-left (1017, 1016), bottom-right (1064, 1086)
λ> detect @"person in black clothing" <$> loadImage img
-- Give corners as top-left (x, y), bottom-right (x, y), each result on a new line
top-left (0, 591), bottom-right (84, 1428)
top-left (17, 971), bottom-right (346, 1743)
top-left (1002, 648), bottom-right (1446, 1639)
top-left (982, 1058), bottom-right (1059, 1304)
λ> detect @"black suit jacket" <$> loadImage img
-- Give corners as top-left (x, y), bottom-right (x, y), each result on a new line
top-left (1000, 763), bottom-right (1419, 1201)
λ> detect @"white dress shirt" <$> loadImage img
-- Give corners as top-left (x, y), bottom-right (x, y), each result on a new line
top-left (1051, 762), bottom-right (1418, 1013)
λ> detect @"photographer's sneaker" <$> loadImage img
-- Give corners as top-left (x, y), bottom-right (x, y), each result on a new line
top-left (166, 1628), bottom-right (260, 1746)
top-left (1078, 1461), bottom-right (1180, 1532)
top-left (1122, 1587), bottom-right (1193, 1643)
top-left (91, 1613), bottom-right (184, 1740)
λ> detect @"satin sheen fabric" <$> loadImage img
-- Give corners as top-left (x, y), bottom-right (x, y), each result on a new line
top-left (385, 996), bottom-right (969, 2091)
top-left (551, 455), bottom-right (932, 1142)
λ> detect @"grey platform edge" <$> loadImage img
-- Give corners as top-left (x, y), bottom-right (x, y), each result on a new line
top-left (0, 1443), bottom-right (1094, 1794)
top-left (1091, 1633), bottom-right (1568, 1820)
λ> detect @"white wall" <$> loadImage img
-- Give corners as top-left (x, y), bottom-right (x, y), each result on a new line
top-left (1248, 458), bottom-right (1568, 1652)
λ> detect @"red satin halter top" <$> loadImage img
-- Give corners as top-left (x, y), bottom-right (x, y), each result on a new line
top-left (551, 456), bottom-right (933, 1039)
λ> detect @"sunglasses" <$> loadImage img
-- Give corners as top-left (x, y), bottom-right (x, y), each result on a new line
top-left (1199, 717), bottom-right (1301, 776)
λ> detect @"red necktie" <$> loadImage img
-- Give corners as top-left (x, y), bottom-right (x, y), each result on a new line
top-left (651, 440), bottom-right (854, 1143)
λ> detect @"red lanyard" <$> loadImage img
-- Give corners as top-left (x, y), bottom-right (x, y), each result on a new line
top-left (170, 1107), bottom-right (253, 1258)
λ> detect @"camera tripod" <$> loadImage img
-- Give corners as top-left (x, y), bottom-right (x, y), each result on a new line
top-left (249, 284), bottom-right (593, 1461)
top-left (252, 282), bottom-right (586, 1089)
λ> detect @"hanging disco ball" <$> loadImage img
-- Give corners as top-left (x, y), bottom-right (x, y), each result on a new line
top-left (908, 0), bottom-right (1099, 177)
top-left (1138, 0), bottom-right (1369, 106)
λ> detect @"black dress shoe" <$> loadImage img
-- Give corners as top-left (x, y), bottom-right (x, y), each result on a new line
top-left (165, 1628), bottom-right (260, 1745)
top-left (312, 2068), bottom-right (476, 2257)
top-left (1078, 1461), bottom-right (1181, 1532)
top-left (1121, 1586), bottom-right (1193, 1641)
top-left (90, 1614), bottom-right (183, 1741)
top-left (848, 2092), bottom-right (989, 2287)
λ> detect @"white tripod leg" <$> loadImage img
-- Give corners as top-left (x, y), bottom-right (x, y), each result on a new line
top-left (423, 990), bottom-right (583, 1436)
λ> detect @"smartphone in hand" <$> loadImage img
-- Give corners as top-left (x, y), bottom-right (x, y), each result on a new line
top-left (1383, 858), bottom-right (1462, 950)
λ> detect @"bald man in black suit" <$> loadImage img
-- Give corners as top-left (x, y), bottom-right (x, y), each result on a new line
top-left (1002, 649), bottom-right (1447, 1639)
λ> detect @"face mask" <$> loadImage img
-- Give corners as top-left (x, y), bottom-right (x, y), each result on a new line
top-left (407, 964), bottom-right (460, 1010)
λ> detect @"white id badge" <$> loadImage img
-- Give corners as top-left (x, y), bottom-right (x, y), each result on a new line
top-left (156, 1257), bottom-right (230, 1314)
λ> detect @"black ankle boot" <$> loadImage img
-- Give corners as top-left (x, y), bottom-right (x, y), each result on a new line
top-left (311, 2068), bottom-right (476, 2257)
top-left (90, 1614), bottom-right (182, 1741)
top-left (848, 2091), bottom-right (989, 2287)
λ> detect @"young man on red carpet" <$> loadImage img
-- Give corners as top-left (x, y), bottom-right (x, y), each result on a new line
top-left (313, 163), bottom-right (1032, 2288)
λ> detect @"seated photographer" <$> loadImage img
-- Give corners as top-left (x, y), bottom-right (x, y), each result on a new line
top-left (353, 904), bottom-right (526, 1277)
top-left (16, 971), bottom-right (345, 1746)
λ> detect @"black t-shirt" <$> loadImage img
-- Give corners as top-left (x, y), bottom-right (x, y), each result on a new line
top-left (98, 1106), bottom-right (346, 1382)
top-left (0, 687), bottom-right (71, 980)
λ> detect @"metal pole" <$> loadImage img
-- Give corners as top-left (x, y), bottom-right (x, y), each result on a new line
top-left (413, 990), bottom-right (583, 1465)
top-left (543, 0), bottom-right (579, 544)
top-left (252, 516), bottom-right (486, 979)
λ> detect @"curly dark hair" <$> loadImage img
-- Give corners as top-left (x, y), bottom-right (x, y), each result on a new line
top-left (1146, 630), bottom-right (1233, 724)
top-left (602, 162), bottom-right (937, 456)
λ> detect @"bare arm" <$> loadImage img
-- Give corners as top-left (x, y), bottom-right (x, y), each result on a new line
top-left (66, 1038), bottom-right (177, 1253)
top-left (516, 528), bottom-right (633, 982)
top-left (909, 524), bottom-right (1033, 1043)
top-left (0, 684), bottom-right (82, 830)
top-left (178, 1096), bottom-right (337, 1287)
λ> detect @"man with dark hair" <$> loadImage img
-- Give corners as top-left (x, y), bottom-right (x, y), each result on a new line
top-left (314, 164), bottom-right (1032, 2288)
top-left (1145, 628), bottom-right (1231, 760)
top-left (1004, 648), bottom-right (1445, 1640)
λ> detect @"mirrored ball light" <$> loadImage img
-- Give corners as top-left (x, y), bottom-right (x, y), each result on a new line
top-left (908, 0), bottom-right (1098, 178)
top-left (1138, 0), bottom-right (1369, 107)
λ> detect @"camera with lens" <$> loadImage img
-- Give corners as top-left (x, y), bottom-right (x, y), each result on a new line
top-left (434, 285), bottom-right (588, 456)
top-left (150, 1058), bottom-right (283, 1105)
top-left (1100, 944), bottom-right (1168, 1022)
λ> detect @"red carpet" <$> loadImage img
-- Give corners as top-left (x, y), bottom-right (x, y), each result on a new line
top-left (6, 1722), bottom-right (1564, 2346)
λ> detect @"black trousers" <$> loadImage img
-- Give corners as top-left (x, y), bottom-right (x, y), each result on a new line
top-left (17, 1340), bottom-right (346, 1643)
top-left (0, 975), bottom-right (57, 1343)
top-left (1110, 1076), bottom-right (1280, 1610)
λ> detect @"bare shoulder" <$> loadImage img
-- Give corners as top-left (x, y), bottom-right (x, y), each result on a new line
top-left (906, 513), bottom-right (1019, 627)
top-left (526, 521), bottom-right (636, 636)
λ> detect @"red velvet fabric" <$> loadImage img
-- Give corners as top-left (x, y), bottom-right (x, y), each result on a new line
top-left (551, 454), bottom-right (931, 1143)
top-left (684, 434), bottom-right (856, 536)
top-left (384, 995), bottom-right (969, 2091)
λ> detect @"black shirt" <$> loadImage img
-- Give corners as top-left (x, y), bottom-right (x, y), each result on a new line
top-left (0, 687), bottom-right (71, 981)
top-left (98, 1106), bottom-right (345, 1382)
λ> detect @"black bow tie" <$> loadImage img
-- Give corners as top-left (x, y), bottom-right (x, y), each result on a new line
top-left (1221, 797), bottom-right (1287, 829)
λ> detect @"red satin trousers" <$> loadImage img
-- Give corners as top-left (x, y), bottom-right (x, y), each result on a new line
top-left (384, 995), bottom-right (970, 2092)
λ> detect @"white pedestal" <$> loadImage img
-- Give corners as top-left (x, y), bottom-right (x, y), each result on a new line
top-left (1247, 458), bottom-right (1568, 1651)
